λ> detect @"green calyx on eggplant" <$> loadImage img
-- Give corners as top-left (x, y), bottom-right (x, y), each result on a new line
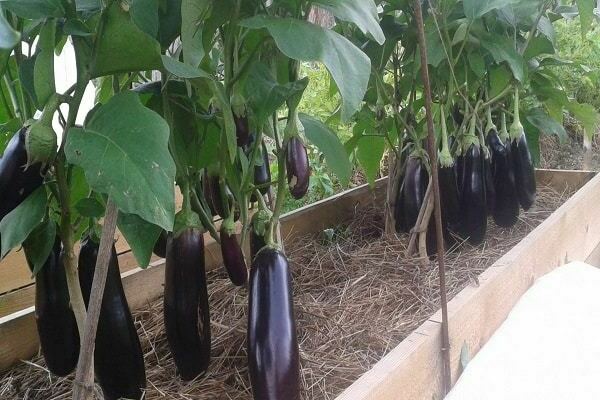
top-left (164, 227), bottom-right (211, 380)
top-left (153, 229), bottom-right (169, 258)
top-left (78, 237), bottom-right (146, 400)
top-left (0, 128), bottom-right (45, 221)
top-left (488, 114), bottom-right (519, 227)
top-left (219, 219), bottom-right (248, 286)
top-left (509, 90), bottom-right (536, 210)
top-left (250, 209), bottom-right (271, 260)
top-left (395, 155), bottom-right (428, 234)
top-left (27, 236), bottom-right (79, 377)
top-left (286, 136), bottom-right (310, 200)
top-left (248, 248), bottom-right (300, 400)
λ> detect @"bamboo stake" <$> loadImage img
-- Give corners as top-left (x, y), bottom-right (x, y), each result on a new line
top-left (73, 199), bottom-right (119, 400)
top-left (414, 0), bottom-right (452, 393)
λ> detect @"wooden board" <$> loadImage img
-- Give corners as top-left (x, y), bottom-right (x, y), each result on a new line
top-left (335, 170), bottom-right (600, 400)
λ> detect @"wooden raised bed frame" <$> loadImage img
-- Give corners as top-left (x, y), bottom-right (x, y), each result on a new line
top-left (0, 169), bottom-right (598, 400)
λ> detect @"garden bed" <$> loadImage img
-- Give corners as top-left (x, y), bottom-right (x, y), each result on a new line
top-left (0, 170), bottom-right (591, 400)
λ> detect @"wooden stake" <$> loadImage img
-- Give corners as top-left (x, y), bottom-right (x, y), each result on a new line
top-left (414, 0), bottom-right (452, 393)
top-left (73, 199), bottom-right (119, 400)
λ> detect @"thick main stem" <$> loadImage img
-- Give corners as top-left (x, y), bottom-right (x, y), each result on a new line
top-left (414, 0), bottom-right (452, 393)
top-left (73, 199), bottom-right (119, 400)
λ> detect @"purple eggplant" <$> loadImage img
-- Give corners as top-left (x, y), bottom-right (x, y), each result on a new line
top-left (234, 114), bottom-right (251, 147)
top-left (286, 136), bottom-right (310, 200)
top-left (511, 133), bottom-right (536, 210)
top-left (248, 248), bottom-right (300, 400)
top-left (219, 224), bottom-right (248, 286)
top-left (28, 237), bottom-right (79, 377)
top-left (79, 237), bottom-right (146, 400)
top-left (484, 148), bottom-right (496, 216)
top-left (458, 144), bottom-right (487, 245)
top-left (488, 131), bottom-right (519, 227)
top-left (254, 140), bottom-right (272, 195)
top-left (164, 228), bottom-right (211, 380)
top-left (153, 229), bottom-right (168, 258)
top-left (395, 156), bottom-right (428, 233)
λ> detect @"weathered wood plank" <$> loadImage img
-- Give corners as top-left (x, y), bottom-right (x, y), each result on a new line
top-left (336, 171), bottom-right (600, 400)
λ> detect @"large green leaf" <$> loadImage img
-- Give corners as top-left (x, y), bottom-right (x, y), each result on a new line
top-left (246, 63), bottom-right (309, 126)
top-left (526, 107), bottom-right (567, 143)
top-left (356, 135), bottom-right (385, 187)
top-left (117, 212), bottom-right (161, 268)
top-left (0, 187), bottom-right (47, 258)
top-left (299, 113), bottom-right (352, 187)
top-left (480, 34), bottom-right (525, 82)
top-left (130, 0), bottom-right (159, 38)
top-left (91, 2), bottom-right (162, 77)
top-left (312, 0), bottom-right (385, 45)
top-left (576, 0), bottom-right (594, 36)
top-left (0, 12), bottom-right (19, 49)
top-left (181, 0), bottom-right (210, 67)
top-left (241, 15), bottom-right (370, 122)
top-left (161, 55), bottom-right (212, 79)
top-left (33, 19), bottom-right (56, 107)
top-left (464, 0), bottom-right (516, 19)
top-left (566, 102), bottom-right (600, 140)
top-left (65, 92), bottom-right (176, 231)
top-left (23, 219), bottom-right (56, 276)
top-left (0, 0), bottom-right (65, 19)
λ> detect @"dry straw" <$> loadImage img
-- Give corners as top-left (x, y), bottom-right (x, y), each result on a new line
top-left (0, 185), bottom-right (569, 400)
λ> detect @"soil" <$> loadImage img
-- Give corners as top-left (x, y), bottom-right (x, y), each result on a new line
top-left (0, 186), bottom-right (572, 400)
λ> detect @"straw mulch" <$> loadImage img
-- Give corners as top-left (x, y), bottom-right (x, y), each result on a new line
top-left (0, 185), bottom-right (570, 400)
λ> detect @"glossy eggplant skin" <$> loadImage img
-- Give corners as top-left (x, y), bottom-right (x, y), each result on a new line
top-left (248, 248), bottom-right (300, 400)
top-left (219, 229), bottom-right (248, 286)
top-left (488, 132), bottom-right (519, 227)
top-left (0, 128), bottom-right (44, 219)
top-left (153, 229), bottom-right (168, 258)
top-left (395, 157), bottom-right (428, 233)
top-left (458, 145), bottom-right (487, 245)
top-left (286, 137), bottom-right (310, 200)
top-left (511, 133), bottom-right (536, 210)
top-left (164, 228), bottom-right (211, 380)
top-left (78, 238), bottom-right (146, 400)
top-left (31, 238), bottom-right (79, 377)
top-left (254, 140), bottom-right (272, 195)
top-left (484, 150), bottom-right (496, 216)
top-left (439, 165), bottom-right (461, 239)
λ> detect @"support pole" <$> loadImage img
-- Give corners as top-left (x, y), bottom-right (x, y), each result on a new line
top-left (413, 0), bottom-right (452, 394)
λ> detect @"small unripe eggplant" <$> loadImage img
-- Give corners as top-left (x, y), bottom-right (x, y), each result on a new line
top-left (254, 140), bottom-right (272, 195)
top-left (248, 248), bottom-right (300, 400)
top-left (219, 221), bottom-right (248, 286)
top-left (286, 136), bottom-right (310, 200)
top-left (30, 237), bottom-right (80, 377)
top-left (164, 228), bottom-right (211, 380)
top-left (25, 122), bottom-right (57, 167)
top-left (78, 237), bottom-right (146, 400)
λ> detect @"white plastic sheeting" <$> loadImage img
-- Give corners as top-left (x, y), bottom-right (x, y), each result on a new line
top-left (445, 262), bottom-right (600, 400)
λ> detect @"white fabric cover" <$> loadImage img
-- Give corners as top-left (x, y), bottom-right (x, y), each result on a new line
top-left (445, 262), bottom-right (600, 400)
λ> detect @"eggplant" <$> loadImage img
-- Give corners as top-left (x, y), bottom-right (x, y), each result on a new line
top-left (286, 136), bottom-right (310, 200)
top-left (484, 149), bottom-right (496, 215)
top-left (164, 228), bottom-right (211, 380)
top-left (511, 133), bottom-right (536, 210)
top-left (29, 237), bottom-right (79, 377)
top-left (395, 156), bottom-right (428, 233)
top-left (439, 165), bottom-right (461, 239)
top-left (488, 131), bottom-right (519, 227)
top-left (0, 128), bottom-right (44, 220)
top-left (248, 248), bottom-right (300, 400)
top-left (203, 172), bottom-right (235, 219)
top-left (79, 237), bottom-right (146, 400)
top-left (153, 229), bottom-right (168, 258)
top-left (458, 144), bottom-right (487, 245)
top-left (219, 225), bottom-right (248, 286)
top-left (254, 140), bottom-right (272, 195)
top-left (234, 114), bottom-right (251, 147)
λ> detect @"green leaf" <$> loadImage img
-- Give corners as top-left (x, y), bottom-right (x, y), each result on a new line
top-left (130, 0), bottom-right (159, 38)
top-left (468, 51), bottom-right (486, 78)
top-left (19, 55), bottom-right (38, 106)
top-left (246, 63), bottom-right (309, 126)
top-left (489, 65), bottom-right (512, 98)
top-left (0, 187), bottom-right (47, 258)
top-left (34, 19), bottom-right (56, 107)
top-left (312, 0), bottom-right (385, 45)
top-left (566, 102), bottom-right (600, 140)
top-left (480, 34), bottom-right (525, 82)
top-left (65, 92), bottom-right (176, 231)
top-left (576, 0), bottom-right (594, 36)
top-left (75, 197), bottom-right (105, 218)
top-left (209, 80), bottom-right (237, 163)
top-left (158, 0), bottom-right (182, 49)
top-left (23, 219), bottom-right (56, 276)
top-left (181, 0), bottom-right (210, 67)
top-left (356, 135), bottom-right (385, 187)
top-left (241, 15), bottom-right (370, 122)
top-left (161, 55), bottom-right (212, 79)
top-left (63, 19), bottom-right (93, 36)
top-left (0, 12), bottom-right (20, 49)
top-left (0, 0), bottom-right (65, 19)
top-left (117, 212), bottom-right (161, 268)
top-left (464, 0), bottom-right (516, 19)
top-left (299, 113), bottom-right (352, 187)
top-left (526, 108), bottom-right (567, 144)
top-left (523, 36), bottom-right (555, 60)
top-left (91, 1), bottom-right (162, 77)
